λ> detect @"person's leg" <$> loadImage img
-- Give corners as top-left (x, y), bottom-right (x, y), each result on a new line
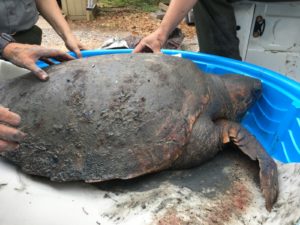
top-left (193, 0), bottom-right (241, 60)
top-left (13, 25), bottom-right (42, 45)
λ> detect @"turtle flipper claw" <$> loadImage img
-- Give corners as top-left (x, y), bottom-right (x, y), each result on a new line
top-left (259, 157), bottom-right (278, 211)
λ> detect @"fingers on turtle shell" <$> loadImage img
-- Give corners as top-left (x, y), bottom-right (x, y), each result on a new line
top-left (0, 106), bottom-right (21, 126)
top-left (0, 140), bottom-right (19, 152)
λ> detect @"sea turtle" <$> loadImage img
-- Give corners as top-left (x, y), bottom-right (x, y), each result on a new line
top-left (0, 54), bottom-right (278, 211)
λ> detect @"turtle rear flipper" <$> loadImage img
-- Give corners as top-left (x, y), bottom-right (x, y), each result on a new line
top-left (217, 120), bottom-right (278, 212)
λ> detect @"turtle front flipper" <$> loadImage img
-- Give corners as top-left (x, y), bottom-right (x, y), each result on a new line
top-left (216, 120), bottom-right (278, 212)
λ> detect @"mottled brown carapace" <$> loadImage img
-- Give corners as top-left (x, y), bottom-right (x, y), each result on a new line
top-left (0, 54), bottom-right (277, 210)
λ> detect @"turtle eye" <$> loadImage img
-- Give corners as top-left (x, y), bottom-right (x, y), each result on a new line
top-left (233, 92), bottom-right (245, 103)
top-left (252, 87), bottom-right (261, 98)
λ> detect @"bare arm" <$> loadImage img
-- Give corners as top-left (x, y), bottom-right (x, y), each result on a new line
top-left (159, 0), bottom-right (198, 38)
top-left (35, 0), bottom-right (86, 57)
top-left (134, 0), bottom-right (197, 53)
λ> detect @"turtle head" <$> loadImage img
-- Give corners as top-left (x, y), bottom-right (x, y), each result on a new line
top-left (222, 74), bottom-right (262, 120)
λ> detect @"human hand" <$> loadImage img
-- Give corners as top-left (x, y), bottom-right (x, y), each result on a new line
top-left (133, 29), bottom-right (168, 53)
top-left (0, 106), bottom-right (26, 152)
top-left (2, 43), bottom-right (75, 81)
top-left (64, 34), bottom-right (87, 58)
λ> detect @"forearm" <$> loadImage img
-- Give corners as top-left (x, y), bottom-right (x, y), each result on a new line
top-left (157, 0), bottom-right (198, 38)
top-left (35, 0), bottom-right (72, 41)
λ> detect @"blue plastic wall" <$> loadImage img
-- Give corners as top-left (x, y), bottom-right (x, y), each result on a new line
top-left (37, 49), bottom-right (300, 163)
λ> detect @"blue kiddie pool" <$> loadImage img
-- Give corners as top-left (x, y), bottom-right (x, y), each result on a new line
top-left (38, 49), bottom-right (300, 163)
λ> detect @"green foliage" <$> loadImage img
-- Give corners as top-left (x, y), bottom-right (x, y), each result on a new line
top-left (99, 0), bottom-right (159, 12)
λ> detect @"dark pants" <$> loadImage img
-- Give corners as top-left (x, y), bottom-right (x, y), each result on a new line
top-left (13, 25), bottom-right (42, 45)
top-left (193, 0), bottom-right (241, 60)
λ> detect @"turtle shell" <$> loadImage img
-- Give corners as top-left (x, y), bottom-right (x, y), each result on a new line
top-left (0, 54), bottom-right (210, 182)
